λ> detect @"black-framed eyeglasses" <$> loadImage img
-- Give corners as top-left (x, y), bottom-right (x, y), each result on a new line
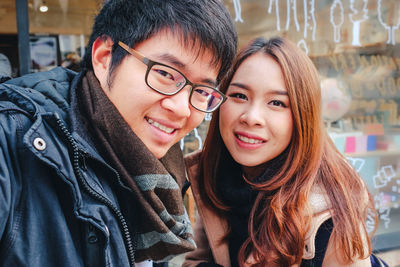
top-left (118, 41), bottom-right (226, 113)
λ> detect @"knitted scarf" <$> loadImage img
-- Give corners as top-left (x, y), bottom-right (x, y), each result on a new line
top-left (216, 148), bottom-right (287, 266)
top-left (77, 71), bottom-right (195, 262)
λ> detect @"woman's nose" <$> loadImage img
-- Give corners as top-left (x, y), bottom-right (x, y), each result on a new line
top-left (239, 104), bottom-right (264, 126)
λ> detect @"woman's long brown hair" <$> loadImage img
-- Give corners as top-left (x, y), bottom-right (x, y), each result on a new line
top-left (198, 37), bottom-right (377, 266)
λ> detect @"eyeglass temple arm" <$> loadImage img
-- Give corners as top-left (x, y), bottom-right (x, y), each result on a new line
top-left (118, 41), bottom-right (149, 64)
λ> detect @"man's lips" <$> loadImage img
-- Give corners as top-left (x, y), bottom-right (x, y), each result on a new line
top-left (146, 118), bottom-right (176, 134)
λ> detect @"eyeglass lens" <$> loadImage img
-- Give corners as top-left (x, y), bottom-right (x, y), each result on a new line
top-left (147, 64), bottom-right (223, 112)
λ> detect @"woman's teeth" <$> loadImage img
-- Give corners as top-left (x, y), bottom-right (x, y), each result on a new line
top-left (237, 135), bottom-right (263, 144)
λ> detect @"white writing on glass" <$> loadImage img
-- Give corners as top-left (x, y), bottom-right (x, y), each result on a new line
top-left (378, 0), bottom-right (400, 45)
top-left (330, 0), bottom-right (344, 43)
top-left (349, 0), bottom-right (369, 46)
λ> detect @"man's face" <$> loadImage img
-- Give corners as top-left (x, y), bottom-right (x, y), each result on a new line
top-left (94, 30), bottom-right (218, 158)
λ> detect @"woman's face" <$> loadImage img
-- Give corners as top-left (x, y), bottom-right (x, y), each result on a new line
top-left (219, 52), bottom-right (293, 171)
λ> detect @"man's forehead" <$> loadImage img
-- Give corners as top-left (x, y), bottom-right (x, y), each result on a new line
top-left (135, 31), bottom-right (219, 82)
top-left (144, 28), bottom-right (220, 67)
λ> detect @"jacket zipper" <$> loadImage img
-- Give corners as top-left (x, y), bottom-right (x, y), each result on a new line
top-left (52, 113), bottom-right (136, 266)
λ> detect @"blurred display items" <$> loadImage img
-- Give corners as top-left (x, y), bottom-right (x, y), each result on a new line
top-left (321, 77), bottom-right (352, 124)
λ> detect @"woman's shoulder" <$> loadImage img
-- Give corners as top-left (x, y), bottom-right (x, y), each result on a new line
top-left (303, 185), bottom-right (333, 259)
top-left (184, 150), bottom-right (202, 185)
top-left (304, 182), bottom-right (371, 261)
top-left (184, 150), bottom-right (202, 169)
top-left (308, 184), bottom-right (331, 214)
top-left (308, 178), bottom-right (370, 214)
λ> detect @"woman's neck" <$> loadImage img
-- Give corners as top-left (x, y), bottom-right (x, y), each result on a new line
top-left (241, 162), bottom-right (269, 181)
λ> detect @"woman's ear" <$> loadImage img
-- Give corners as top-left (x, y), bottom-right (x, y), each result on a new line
top-left (91, 36), bottom-right (113, 90)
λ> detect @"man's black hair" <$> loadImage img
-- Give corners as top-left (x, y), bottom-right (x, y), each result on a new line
top-left (82, 0), bottom-right (237, 85)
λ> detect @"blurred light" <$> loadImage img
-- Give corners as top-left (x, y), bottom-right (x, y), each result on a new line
top-left (39, 2), bottom-right (48, 12)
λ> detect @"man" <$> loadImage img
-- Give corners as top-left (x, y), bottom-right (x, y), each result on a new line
top-left (0, 0), bottom-right (237, 266)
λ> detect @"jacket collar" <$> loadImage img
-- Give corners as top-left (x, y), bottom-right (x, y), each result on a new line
top-left (185, 151), bottom-right (231, 266)
top-left (2, 67), bottom-right (75, 122)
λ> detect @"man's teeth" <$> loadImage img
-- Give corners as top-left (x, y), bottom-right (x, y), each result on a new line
top-left (147, 118), bottom-right (174, 133)
top-left (237, 135), bottom-right (263, 144)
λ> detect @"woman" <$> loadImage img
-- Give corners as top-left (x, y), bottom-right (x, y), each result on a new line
top-left (183, 37), bottom-right (378, 266)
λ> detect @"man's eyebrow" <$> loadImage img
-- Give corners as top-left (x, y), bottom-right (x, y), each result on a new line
top-left (155, 53), bottom-right (217, 87)
top-left (202, 79), bottom-right (218, 88)
top-left (157, 54), bottom-right (186, 69)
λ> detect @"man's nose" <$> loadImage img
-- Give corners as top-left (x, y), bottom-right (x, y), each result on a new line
top-left (161, 86), bottom-right (192, 117)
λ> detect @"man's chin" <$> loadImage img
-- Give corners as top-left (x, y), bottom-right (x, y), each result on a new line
top-left (151, 147), bottom-right (169, 159)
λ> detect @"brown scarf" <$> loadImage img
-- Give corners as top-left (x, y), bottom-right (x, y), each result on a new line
top-left (77, 71), bottom-right (195, 262)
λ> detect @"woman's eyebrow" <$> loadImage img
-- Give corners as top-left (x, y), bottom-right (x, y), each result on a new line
top-left (270, 89), bottom-right (288, 96)
top-left (229, 82), bottom-right (249, 90)
top-left (230, 83), bottom-right (288, 96)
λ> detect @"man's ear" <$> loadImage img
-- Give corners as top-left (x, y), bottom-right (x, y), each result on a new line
top-left (92, 36), bottom-right (113, 90)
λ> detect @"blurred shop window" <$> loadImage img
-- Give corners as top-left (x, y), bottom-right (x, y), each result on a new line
top-left (0, 53), bottom-right (12, 79)
top-left (61, 52), bottom-right (81, 72)
top-left (59, 34), bottom-right (85, 72)
top-left (29, 35), bottom-right (60, 72)
top-left (0, 35), bottom-right (20, 78)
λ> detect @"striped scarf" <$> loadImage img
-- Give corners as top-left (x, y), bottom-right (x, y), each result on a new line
top-left (77, 70), bottom-right (195, 262)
